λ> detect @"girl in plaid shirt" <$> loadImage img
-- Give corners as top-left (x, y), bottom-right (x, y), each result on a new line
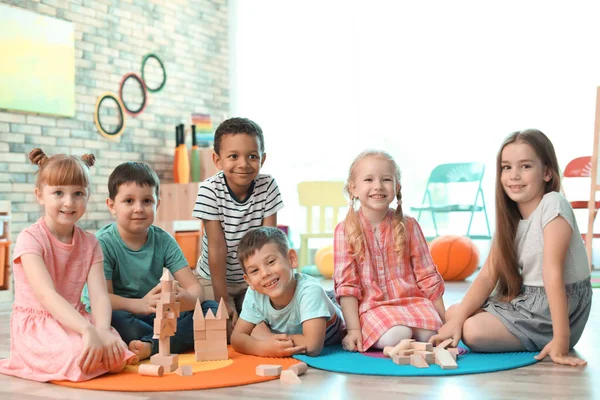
top-left (334, 150), bottom-right (446, 352)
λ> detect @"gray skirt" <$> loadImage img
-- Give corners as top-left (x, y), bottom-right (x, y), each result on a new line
top-left (483, 279), bottom-right (592, 352)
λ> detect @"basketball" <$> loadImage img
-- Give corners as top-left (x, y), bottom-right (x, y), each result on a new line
top-left (429, 235), bottom-right (479, 281)
top-left (315, 244), bottom-right (334, 279)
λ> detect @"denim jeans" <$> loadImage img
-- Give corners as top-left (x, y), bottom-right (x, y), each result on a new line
top-left (111, 300), bottom-right (219, 355)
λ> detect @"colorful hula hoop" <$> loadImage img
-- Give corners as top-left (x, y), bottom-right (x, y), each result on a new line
top-left (118, 72), bottom-right (148, 116)
top-left (141, 53), bottom-right (167, 93)
top-left (94, 92), bottom-right (126, 140)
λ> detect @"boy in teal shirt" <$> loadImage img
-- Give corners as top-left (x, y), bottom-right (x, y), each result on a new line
top-left (83, 162), bottom-right (218, 361)
top-left (231, 227), bottom-right (345, 357)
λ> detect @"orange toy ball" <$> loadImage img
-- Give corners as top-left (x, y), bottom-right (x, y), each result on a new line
top-left (315, 245), bottom-right (334, 279)
top-left (429, 235), bottom-right (479, 281)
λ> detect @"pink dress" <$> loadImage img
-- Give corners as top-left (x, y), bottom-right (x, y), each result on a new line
top-left (334, 209), bottom-right (445, 350)
top-left (0, 218), bottom-right (134, 382)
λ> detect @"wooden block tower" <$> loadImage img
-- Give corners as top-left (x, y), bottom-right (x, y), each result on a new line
top-left (150, 269), bottom-right (180, 373)
top-left (193, 297), bottom-right (228, 361)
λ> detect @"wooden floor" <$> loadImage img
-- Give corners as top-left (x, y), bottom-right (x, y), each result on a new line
top-left (0, 280), bottom-right (597, 400)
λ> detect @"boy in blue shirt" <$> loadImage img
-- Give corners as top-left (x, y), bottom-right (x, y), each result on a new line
top-left (231, 227), bottom-right (345, 357)
top-left (84, 162), bottom-right (218, 361)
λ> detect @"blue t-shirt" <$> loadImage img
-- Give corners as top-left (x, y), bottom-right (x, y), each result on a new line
top-left (240, 273), bottom-right (344, 345)
top-left (82, 223), bottom-right (188, 310)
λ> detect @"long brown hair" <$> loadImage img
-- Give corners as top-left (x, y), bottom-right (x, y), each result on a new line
top-left (343, 150), bottom-right (406, 262)
top-left (492, 129), bottom-right (561, 300)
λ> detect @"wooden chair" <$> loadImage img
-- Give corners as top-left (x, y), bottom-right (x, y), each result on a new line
top-left (297, 181), bottom-right (347, 269)
top-left (563, 156), bottom-right (600, 245)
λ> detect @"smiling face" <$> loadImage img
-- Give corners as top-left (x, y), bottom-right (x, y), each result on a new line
top-left (107, 182), bottom-right (159, 238)
top-left (36, 184), bottom-right (89, 234)
top-left (500, 141), bottom-right (552, 219)
top-left (213, 133), bottom-right (266, 200)
top-left (348, 155), bottom-right (399, 224)
top-left (243, 243), bottom-right (298, 309)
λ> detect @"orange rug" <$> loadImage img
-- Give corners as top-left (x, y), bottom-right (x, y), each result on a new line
top-left (52, 347), bottom-right (300, 391)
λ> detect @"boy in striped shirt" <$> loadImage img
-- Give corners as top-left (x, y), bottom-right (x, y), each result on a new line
top-left (192, 118), bottom-right (284, 334)
top-left (231, 227), bottom-right (345, 357)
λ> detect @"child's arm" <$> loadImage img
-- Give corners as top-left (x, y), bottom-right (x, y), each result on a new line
top-left (107, 281), bottom-right (161, 314)
top-left (534, 217), bottom-right (587, 366)
top-left (231, 318), bottom-right (307, 357)
top-left (288, 318), bottom-right (327, 356)
top-left (429, 258), bottom-right (497, 346)
top-left (20, 254), bottom-right (104, 373)
top-left (87, 260), bottom-right (126, 369)
top-left (173, 267), bottom-right (205, 312)
top-left (262, 213), bottom-right (277, 227)
top-left (204, 219), bottom-right (236, 321)
top-left (339, 296), bottom-right (363, 352)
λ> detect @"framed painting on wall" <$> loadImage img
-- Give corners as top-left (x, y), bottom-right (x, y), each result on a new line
top-left (0, 4), bottom-right (75, 117)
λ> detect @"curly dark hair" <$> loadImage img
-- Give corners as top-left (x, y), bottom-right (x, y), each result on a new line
top-left (213, 117), bottom-right (265, 155)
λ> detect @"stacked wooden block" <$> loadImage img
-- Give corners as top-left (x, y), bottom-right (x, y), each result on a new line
top-left (256, 362), bottom-right (308, 384)
top-left (193, 297), bottom-right (229, 361)
top-left (149, 270), bottom-right (181, 373)
top-left (383, 338), bottom-right (458, 369)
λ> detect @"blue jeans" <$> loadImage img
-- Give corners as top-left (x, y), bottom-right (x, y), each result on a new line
top-left (111, 300), bottom-right (219, 356)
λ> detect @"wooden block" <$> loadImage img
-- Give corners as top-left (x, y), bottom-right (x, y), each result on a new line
top-left (434, 348), bottom-right (458, 370)
top-left (280, 370), bottom-right (302, 384)
top-left (215, 298), bottom-right (229, 319)
top-left (161, 280), bottom-right (172, 293)
top-left (410, 354), bottom-right (429, 368)
top-left (164, 363), bottom-right (178, 373)
top-left (206, 319), bottom-right (227, 330)
top-left (139, 364), bottom-right (164, 377)
top-left (392, 355), bottom-right (410, 365)
top-left (414, 350), bottom-right (435, 364)
top-left (194, 330), bottom-right (206, 340)
top-left (436, 338), bottom-right (453, 349)
top-left (256, 364), bottom-right (282, 377)
top-left (161, 292), bottom-right (177, 303)
top-left (396, 349), bottom-right (415, 357)
top-left (175, 365), bottom-right (193, 376)
top-left (287, 362), bottom-right (308, 376)
top-left (193, 318), bottom-right (205, 330)
top-left (151, 354), bottom-right (179, 367)
top-left (383, 346), bottom-right (395, 358)
top-left (158, 336), bottom-right (170, 356)
top-left (447, 347), bottom-right (459, 361)
top-left (411, 342), bottom-right (433, 352)
top-left (206, 328), bottom-right (226, 340)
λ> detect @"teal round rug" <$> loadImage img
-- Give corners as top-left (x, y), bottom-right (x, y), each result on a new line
top-left (294, 344), bottom-right (539, 376)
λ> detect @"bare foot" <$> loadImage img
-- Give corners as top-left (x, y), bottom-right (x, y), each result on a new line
top-left (251, 322), bottom-right (274, 340)
top-left (128, 340), bottom-right (152, 362)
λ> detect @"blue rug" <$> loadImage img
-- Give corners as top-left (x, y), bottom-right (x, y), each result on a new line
top-left (294, 344), bottom-right (539, 376)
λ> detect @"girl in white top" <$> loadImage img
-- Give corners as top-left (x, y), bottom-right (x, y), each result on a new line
top-left (430, 129), bottom-right (592, 367)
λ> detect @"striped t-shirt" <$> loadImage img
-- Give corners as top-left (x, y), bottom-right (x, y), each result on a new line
top-left (192, 171), bottom-right (284, 283)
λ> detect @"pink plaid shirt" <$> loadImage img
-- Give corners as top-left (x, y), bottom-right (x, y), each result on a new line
top-left (334, 209), bottom-right (444, 350)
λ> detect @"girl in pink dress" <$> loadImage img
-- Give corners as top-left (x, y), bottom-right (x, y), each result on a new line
top-left (334, 150), bottom-right (446, 352)
top-left (0, 148), bottom-right (134, 382)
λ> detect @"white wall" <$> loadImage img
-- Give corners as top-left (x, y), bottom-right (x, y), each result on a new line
top-left (230, 0), bottom-right (600, 262)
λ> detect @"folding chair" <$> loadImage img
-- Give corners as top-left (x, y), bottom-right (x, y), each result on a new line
top-left (410, 162), bottom-right (491, 241)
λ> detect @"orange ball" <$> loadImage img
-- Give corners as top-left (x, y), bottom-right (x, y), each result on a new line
top-left (315, 245), bottom-right (334, 279)
top-left (429, 235), bottom-right (479, 281)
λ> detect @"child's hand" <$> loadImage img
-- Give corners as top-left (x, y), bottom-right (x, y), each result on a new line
top-left (428, 319), bottom-right (463, 348)
top-left (342, 329), bottom-right (364, 352)
top-left (79, 327), bottom-right (104, 374)
top-left (97, 329), bottom-right (126, 371)
top-left (262, 334), bottom-right (307, 357)
top-left (534, 336), bottom-right (587, 366)
top-left (137, 283), bottom-right (161, 315)
top-left (226, 303), bottom-right (239, 328)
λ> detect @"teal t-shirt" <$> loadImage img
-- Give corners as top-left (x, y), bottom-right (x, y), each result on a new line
top-left (239, 273), bottom-right (345, 345)
top-left (82, 223), bottom-right (188, 310)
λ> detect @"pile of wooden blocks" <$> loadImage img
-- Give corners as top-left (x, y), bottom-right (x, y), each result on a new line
top-left (383, 338), bottom-right (458, 369)
top-left (193, 297), bottom-right (229, 361)
top-left (256, 362), bottom-right (308, 384)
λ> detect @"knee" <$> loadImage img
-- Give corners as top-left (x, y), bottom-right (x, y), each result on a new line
top-left (111, 310), bottom-right (135, 326)
top-left (461, 317), bottom-right (488, 351)
top-left (201, 300), bottom-right (219, 315)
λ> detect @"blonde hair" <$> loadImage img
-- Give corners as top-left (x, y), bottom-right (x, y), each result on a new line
top-left (343, 150), bottom-right (406, 262)
top-left (29, 148), bottom-right (96, 189)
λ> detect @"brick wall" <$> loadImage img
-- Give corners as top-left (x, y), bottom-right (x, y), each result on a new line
top-left (0, 0), bottom-right (229, 238)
